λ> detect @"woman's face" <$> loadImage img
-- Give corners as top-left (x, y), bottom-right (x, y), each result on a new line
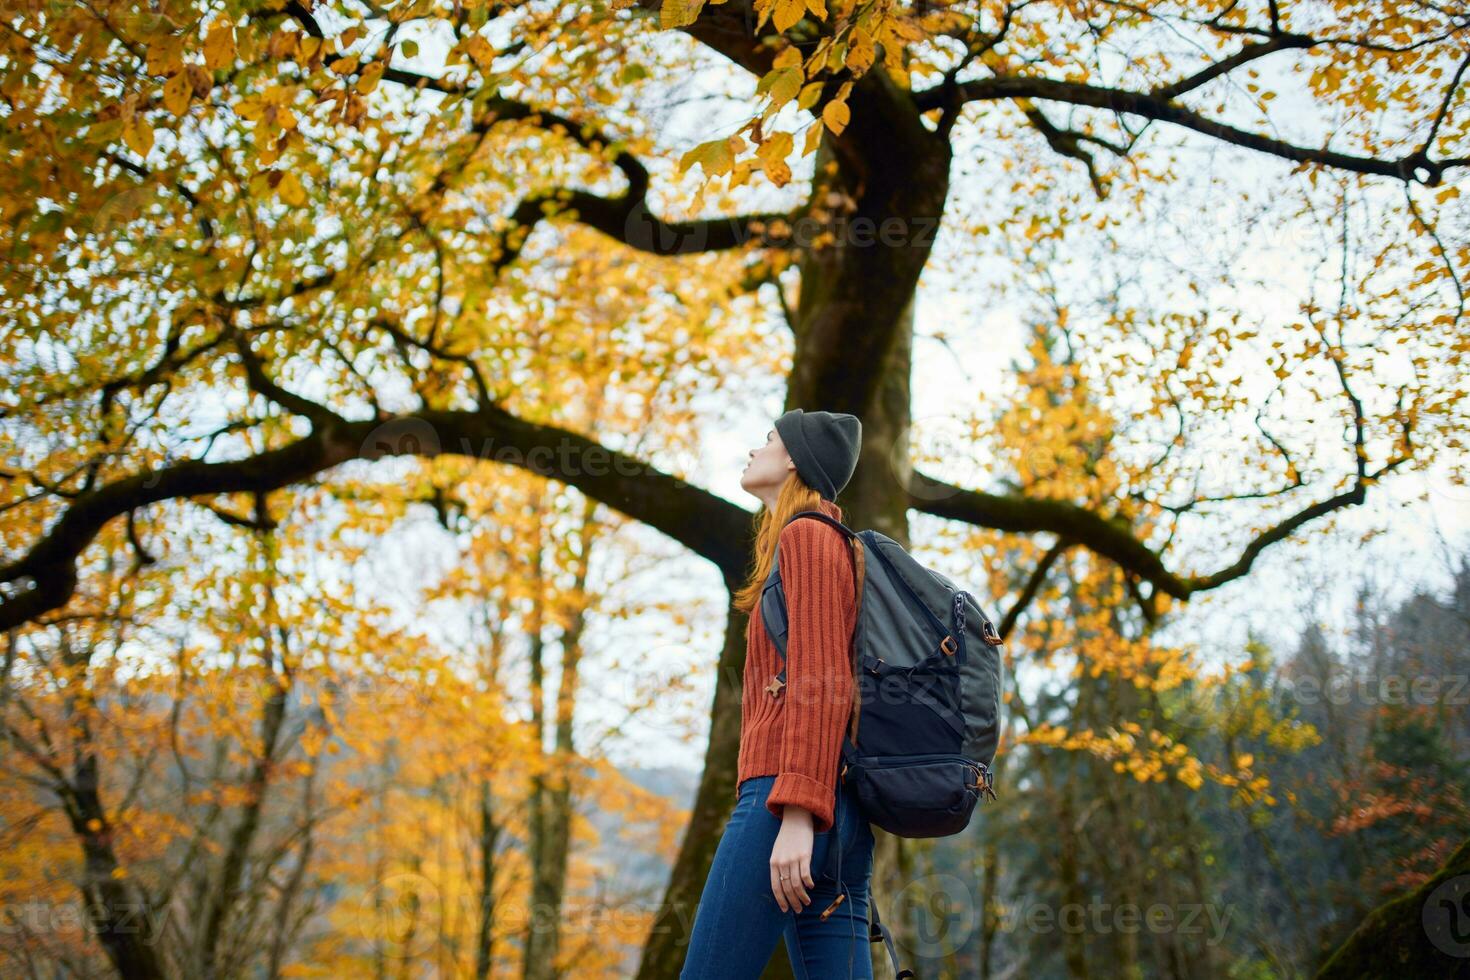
top-left (740, 426), bottom-right (794, 499)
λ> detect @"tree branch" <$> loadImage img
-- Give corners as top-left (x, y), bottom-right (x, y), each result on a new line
top-left (0, 407), bottom-right (753, 632)
top-left (912, 74), bottom-right (1466, 185)
top-left (909, 467), bottom-right (1371, 602)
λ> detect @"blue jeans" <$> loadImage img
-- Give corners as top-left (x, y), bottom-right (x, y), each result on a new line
top-left (681, 773), bottom-right (876, 979)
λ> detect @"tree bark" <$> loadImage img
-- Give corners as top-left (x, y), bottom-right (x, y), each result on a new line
top-left (194, 617), bottom-right (292, 979)
top-left (63, 752), bottom-right (167, 980)
top-left (524, 499), bottom-right (597, 980)
top-left (634, 597), bottom-right (751, 980)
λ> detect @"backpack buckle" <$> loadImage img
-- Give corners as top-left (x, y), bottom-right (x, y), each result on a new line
top-left (967, 763), bottom-right (999, 801)
top-left (940, 635), bottom-right (958, 656)
top-left (764, 675), bottom-right (785, 698)
top-left (980, 620), bottom-right (1002, 646)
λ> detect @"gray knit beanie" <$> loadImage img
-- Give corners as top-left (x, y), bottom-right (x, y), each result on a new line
top-left (773, 408), bottom-right (862, 502)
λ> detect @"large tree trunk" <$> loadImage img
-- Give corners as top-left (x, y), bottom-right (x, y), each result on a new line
top-left (194, 624), bottom-right (291, 979)
top-left (524, 500), bottom-right (597, 980)
top-left (852, 296), bottom-right (918, 980)
top-left (978, 809), bottom-right (1001, 980)
top-left (49, 633), bottom-right (168, 980)
top-left (634, 597), bottom-right (753, 980)
top-left (523, 507), bottom-right (553, 977)
top-left (475, 780), bottom-right (502, 980)
top-left (476, 568), bottom-right (512, 979)
top-left (64, 751), bottom-right (167, 980)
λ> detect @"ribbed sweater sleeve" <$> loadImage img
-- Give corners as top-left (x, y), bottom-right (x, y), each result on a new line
top-left (765, 517), bottom-right (856, 834)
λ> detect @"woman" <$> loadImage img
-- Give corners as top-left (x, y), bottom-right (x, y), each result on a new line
top-left (680, 408), bottom-right (877, 979)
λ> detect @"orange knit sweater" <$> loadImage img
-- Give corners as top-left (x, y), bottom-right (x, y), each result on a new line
top-left (735, 498), bottom-right (858, 834)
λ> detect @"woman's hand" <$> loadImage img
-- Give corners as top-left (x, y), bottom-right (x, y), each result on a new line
top-left (769, 805), bottom-right (816, 912)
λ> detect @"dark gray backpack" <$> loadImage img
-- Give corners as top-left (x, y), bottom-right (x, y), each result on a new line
top-left (759, 510), bottom-right (1005, 977)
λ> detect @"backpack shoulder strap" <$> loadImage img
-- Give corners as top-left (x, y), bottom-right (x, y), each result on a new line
top-left (781, 509), bottom-right (859, 540)
top-left (869, 900), bottom-right (915, 979)
top-left (759, 512), bottom-right (865, 686)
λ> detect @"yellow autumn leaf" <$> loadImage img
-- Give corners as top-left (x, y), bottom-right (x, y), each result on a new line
top-left (146, 33), bottom-right (185, 77)
top-left (890, 16), bottom-right (927, 42)
top-left (803, 37), bottom-right (833, 73)
top-left (357, 62), bottom-right (384, 94)
top-left (756, 130), bottom-right (793, 187)
top-left (826, 40), bottom-right (845, 72)
top-left (661, 0), bottom-right (707, 28)
top-left (822, 98), bottom-right (850, 135)
top-left (123, 116), bottom-right (154, 157)
top-left (266, 29), bottom-right (298, 60)
top-left (846, 26), bottom-right (875, 73)
top-left (463, 35), bottom-right (495, 67)
top-left (163, 72), bottom-right (192, 115)
top-left (727, 157), bottom-right (756, 189)
top-left (203, 22), bottom-right (236, 71)
top-left (234, 96), bottom-right (266, 121)
top-left (677, 136), bottom-right (733, 177)
top-left (773, 46), bottom-right (803, 70)
top-left (802, 119), bottom-right (823, 155)
top-left (277, 171), bottom-right (307, 206)
top-left (882, 32), bottom-right (905, 75)
top-left (773, 0), bottom-right (806, 32)
top-left (329, 55), bottom-right (359, 75)
top-left (758, 66), bottom-right (804, 111)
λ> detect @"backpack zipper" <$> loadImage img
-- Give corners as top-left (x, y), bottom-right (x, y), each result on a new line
top-left (954, 589), bottom-right (1003, 648)
top-left (860, 752), bottom-right (974, 766)
top-left (856, 754), bottom-right (999, 801)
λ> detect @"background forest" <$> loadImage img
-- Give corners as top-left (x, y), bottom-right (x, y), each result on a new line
top-left (2, 0), bottom-right (1469, 978)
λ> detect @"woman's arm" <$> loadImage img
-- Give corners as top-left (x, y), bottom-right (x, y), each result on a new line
top-left (765, 517), bottom-right (856, 834)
